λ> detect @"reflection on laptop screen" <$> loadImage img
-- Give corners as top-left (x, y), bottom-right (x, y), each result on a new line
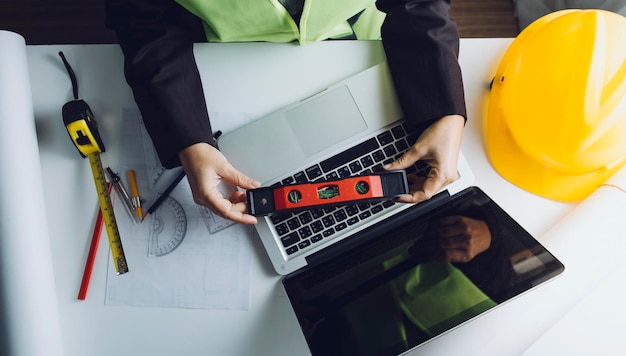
top-left (282, 187), bottom-right (564, 356)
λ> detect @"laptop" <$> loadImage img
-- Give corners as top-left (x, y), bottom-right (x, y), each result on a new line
top-left (218, 62), bottom-right (564, 355)
top-left (218, 62), bottom-right (474, 275)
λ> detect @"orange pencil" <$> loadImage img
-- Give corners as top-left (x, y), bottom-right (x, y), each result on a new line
top-left (127, 169), bottom-right (143, 220)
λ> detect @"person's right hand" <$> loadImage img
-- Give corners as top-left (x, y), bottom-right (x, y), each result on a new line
top-left (384, 114), bottom-right (464, 204)
top-left (179, 142), bottom-right (260, 224)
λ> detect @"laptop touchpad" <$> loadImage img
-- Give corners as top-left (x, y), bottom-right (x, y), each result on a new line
top-left (286, 86), bottom-right (367, 157)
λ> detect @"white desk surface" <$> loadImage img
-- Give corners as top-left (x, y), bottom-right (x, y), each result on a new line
top-left (17, 38), bottom-right (626, 356)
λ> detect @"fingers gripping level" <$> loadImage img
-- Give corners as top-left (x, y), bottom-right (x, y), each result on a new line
top-left (247, 171), bottom-right (410, 216)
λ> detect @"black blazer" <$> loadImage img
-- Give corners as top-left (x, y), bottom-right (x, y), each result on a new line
top-left (105, 0), bottom-right (467, 168)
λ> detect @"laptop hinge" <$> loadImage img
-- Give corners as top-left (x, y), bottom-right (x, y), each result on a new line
top-left (303, 190), bottom-right (452, 269)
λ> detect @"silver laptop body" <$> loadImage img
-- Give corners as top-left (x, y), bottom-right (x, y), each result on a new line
top-left (219, 62), bottom-right (474, 275)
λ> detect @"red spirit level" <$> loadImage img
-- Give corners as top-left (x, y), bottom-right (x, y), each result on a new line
top-left (247, 170), bottom-right (409, 216)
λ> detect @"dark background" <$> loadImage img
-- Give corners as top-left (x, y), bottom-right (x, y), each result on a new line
top-left (0, 0), bottom-right (520, 45)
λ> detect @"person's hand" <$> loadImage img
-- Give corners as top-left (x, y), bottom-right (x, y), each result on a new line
top-left (384, 114), bottom-right (464, 203)
top-left (432, 215), bottom-right (492, 262)
top-left (410, 215), bottom-right (492, 263)
top-left (179, 142), bottom-right (261, 224)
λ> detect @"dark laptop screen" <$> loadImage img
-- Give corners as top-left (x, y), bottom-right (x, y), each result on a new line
top-left (282, 187), bottom-right (564, 356)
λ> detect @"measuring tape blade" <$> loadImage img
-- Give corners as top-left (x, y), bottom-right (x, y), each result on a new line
top-left (88, 153), bottom-right (129, 275)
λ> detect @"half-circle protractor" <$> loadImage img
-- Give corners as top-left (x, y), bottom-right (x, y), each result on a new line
top-left (148, 196), bottom-right (187, 257)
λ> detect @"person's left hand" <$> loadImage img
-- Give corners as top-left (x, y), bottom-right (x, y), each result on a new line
top-left (179, 142), bottom-right (260, 224)
top-left (384, 114), bottom-right (464, 203)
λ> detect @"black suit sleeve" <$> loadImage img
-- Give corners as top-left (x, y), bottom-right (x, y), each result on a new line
top-left (377, 0), bottom-right (467, 133)
top-left (105, 0), bottom-right (466, 168)
top-left (104, 0), bottom-right (214, 169)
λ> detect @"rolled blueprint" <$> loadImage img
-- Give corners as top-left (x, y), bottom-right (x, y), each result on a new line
top-left (0, 31), bottom-right (64, 356)
top-left (543, 164), bottom-right (626, 254)
top-left (534, 164), bottom-right (626, 316)
top-left (520, 166), bottom-right (626, 354)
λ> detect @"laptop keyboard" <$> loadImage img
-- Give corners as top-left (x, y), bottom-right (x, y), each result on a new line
top-left (267, 123), bottom-right (431, 258)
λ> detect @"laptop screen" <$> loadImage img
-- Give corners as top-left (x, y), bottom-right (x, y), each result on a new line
top-left (282, 187), bottom-right (564, 356)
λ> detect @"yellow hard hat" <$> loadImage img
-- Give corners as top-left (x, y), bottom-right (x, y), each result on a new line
top-left (484, 9), bottom-right (626, 202)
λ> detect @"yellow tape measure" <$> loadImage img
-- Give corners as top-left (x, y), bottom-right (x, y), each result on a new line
top-left (59, 51), bottom-right (129, 275)
top-left (88, 153), bottom-right (129, 274)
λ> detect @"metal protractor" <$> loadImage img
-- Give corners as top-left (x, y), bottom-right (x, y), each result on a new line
top-left (148, 196), bottom-right (187, 257)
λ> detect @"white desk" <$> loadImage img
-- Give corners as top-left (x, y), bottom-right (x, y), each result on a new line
top-left (3, 37), bottom-right (626, 356)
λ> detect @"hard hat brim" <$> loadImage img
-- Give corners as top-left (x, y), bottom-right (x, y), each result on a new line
top-left (484, 98), bottom-right (626, 202)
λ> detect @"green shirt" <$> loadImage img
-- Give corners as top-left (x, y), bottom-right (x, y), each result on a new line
top-left (175, 0), bottom-right (386, 44)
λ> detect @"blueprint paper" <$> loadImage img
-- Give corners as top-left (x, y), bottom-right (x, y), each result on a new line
top-left (104, 109), bottom-right (254, 309)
